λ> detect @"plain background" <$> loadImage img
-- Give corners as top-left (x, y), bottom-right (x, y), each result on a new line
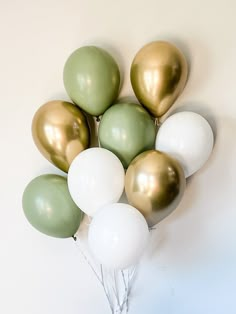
top-left (1, 0), bottom-right (236, 313)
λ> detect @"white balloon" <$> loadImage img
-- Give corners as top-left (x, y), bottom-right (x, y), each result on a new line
top-left (156, 111), bottom-right (214, 177)
top-left (88, 203), bottom-right (149, 269)
top-left (68, 148), bottom-right (125, 216)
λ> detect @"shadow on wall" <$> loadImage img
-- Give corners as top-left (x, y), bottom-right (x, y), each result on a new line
top-left (171, 101), bottom-right (218, 140)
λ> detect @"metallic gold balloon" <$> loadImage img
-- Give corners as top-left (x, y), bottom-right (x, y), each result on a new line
top-left (125, 150), bottom-right (186, 226)
top-left (130, 41), bottom-right (188, 117)
top-left (32, 100), bottom-right (90, 172)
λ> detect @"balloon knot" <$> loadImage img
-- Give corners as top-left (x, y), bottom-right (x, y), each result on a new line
top-left (72, 235), bottom-right (77, 241)
top-left (155, 117), bottom-right (161, 127)
top-left (96, 116), bottom-right (101, 122)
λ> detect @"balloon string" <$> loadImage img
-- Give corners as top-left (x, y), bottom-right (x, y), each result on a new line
top-left (126, 270), bottom-right (130, 313)
top-left (121, 270), bottom-right (127, 291)
top-left (73, 236), bottom-right (101, 283)
top-left (100, 265), bottom-right (115, 313)
top-left (73, 236), bottom-right (114, 313)
top-left (128, 268), bottom-right (135, 312)
top-left (113, 270), bottom-right (122, 312)
top-left (106, 269), bottom-right (122, 313)
top-left (119, 267), bottom-right (137, 313)
top-left (73, 236), bottom-right (137, 313)
top-left (121, 271), bottom-right (128, 313)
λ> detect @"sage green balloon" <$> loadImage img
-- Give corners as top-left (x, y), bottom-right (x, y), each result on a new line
top-left (98, 103), bottom-right (156, 168)
top-left (22, 174), bottom-right (82, 238)
top-left (63, 46), bottom-right (120, 116)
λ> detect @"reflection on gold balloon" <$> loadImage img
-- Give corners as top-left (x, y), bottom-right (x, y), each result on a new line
top-left (125, 150), bottom-right (186, 226)
top-left (130, 41), bottom-right (188, 118)
top-left (32, 100), bottom-right (90, 172)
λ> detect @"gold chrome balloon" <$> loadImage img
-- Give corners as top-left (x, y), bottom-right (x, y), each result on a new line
top-left (32, 100), bottom-right (90, 172)
top-left (125, 150), bottom-right (186, 226)
top-left (130, 41), bottom-right (188, 117)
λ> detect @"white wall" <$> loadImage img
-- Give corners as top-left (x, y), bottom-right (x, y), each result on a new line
top-left (1, 0), bottom-right (236, 313)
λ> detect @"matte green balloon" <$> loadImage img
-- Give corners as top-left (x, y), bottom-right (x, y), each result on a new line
top-left (63, 46), bottom-right (120, 116)
top-left (98, 103), bottom-right (156, 168)
top-left (22, 174), bottom-right (82, 238)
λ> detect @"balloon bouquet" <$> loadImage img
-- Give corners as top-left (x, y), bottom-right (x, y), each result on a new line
top-left (22, 41), bottom-right (214, 313)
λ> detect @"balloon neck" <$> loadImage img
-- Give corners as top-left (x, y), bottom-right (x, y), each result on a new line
top-left (149, 226), bottom-right (156, 231)
top-left (96, 116), bottom-right (101, 122)
top-left (155, 117), bottom-right (161, 127)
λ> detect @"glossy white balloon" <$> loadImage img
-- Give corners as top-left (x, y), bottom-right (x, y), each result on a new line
top-left (156, 111), bottom-right (214, 177)
top-left (88, 203), bottom-right (149, 269)
top-left (68, 148), bottom-right (125, 216)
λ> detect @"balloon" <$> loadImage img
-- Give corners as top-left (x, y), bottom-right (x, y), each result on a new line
top-left (98, 103), bottom-right (156, 168)
top-left (63, 46), bottom-right (120, 116)
top-left (155, 111), bottom-right (214, 177)
top-left (125, 150), bottom-right (186, 227)
top-left (130, 41), bottom-right (188, 118)
top-left (68, 148), bottom-right (125, 217)
top-left (88, 203), bottom-right (149, 269)
top-left (32, 100), bottom-right (90, 173)
top-left (22, 174), bottom-right (82, 238)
